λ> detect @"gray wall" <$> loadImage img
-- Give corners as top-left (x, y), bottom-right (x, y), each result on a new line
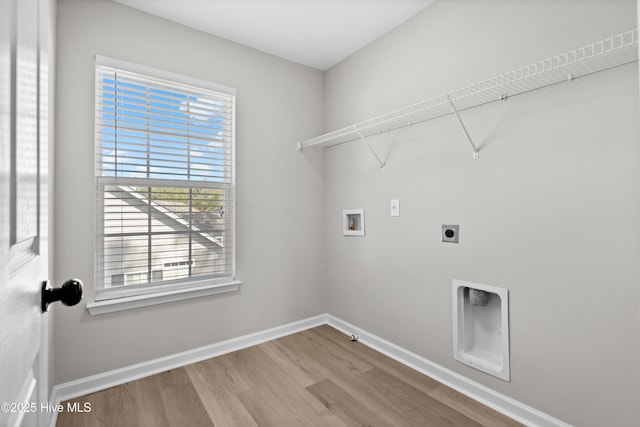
top-left (54, 0), bottom-right (640, 425)
top-left (54, 0), bottom-right (325, 383)
top-left (323, 1), bottom-right (639, 426)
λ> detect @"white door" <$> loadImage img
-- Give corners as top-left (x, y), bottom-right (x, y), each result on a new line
top-left (1, 0), bottom-right (52, 426)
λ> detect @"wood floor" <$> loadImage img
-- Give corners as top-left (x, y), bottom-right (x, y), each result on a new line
top-left (57, 325), bottom-right (523, 427)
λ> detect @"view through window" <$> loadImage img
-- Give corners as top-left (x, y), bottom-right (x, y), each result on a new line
top-left (94, 57), bottom-right (236, 300)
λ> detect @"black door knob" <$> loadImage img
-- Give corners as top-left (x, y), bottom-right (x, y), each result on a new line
top-left (41, 279), bottom-right (83, 312)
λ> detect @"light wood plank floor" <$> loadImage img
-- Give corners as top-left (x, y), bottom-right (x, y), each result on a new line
top-left (57, 325), bottom-right (523, 427)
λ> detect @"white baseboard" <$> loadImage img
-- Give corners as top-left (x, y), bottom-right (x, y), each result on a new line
top-left (50, 313), bottom-right (570, 427)
top-left (325, 315), bottom-right (571, 427)
top-left (49, 314), bottom-right (328, 427)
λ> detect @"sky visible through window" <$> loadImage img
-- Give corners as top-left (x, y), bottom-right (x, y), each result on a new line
top-left (99, 74), bottom-right (230, 182)
top-left (95, 67), bottom-right (235, 294)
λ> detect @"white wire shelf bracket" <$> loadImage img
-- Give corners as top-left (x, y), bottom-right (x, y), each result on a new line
top-left (297, 29), bottom-right (639, 159)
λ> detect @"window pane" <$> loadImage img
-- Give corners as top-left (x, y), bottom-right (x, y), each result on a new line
top-left (96, 59), bottom-right (235, 299)
top-left (100, 184), bottom-right (230, 290)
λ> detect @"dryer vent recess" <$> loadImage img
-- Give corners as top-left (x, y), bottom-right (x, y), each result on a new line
top-left (469, 288), bottom-right (490, 306)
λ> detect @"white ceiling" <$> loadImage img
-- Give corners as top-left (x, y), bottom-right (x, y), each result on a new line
top-left (113, 0), bottom-right (434, 70)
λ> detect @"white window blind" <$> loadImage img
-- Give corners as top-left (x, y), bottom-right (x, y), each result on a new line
top-left (94, 56), bottom-right (236, 301)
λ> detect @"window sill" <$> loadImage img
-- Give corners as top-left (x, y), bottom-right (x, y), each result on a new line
top-left (86, 280), bottom-right (242, 315)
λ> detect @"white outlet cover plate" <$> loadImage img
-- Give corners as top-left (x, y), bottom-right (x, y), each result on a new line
top-left (390, 199), bottom-right (399, 217)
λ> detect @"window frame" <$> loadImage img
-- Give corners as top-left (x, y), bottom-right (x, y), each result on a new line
top-left (89, 55), bottom-right (240, 314)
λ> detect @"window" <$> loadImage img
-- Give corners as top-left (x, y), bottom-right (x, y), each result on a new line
top-left (94, 56), bottom-right (236, 302)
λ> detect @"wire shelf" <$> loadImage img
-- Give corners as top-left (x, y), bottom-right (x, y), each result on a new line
top-left (297, 29), bottom-right (638, 152)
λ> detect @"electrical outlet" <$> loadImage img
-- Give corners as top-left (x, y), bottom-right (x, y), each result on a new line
top-left (442, 224), bottom-right (459, 243)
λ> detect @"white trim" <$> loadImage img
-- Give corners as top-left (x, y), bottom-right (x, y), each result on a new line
top-left (49, 314), bottom-right (327, 427)
top-left (49, 314), bottom-right (570, 427)
top-left (86, 280), bottom-right (242, 315)
top-left (325, 315), bottom-right (571, 427)
top-left (95, 54), bottom-right (236, 96)
top-left (8, 370), bottom-right (36, 427)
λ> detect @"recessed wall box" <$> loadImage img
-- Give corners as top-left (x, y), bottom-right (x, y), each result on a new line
top-left (442, 224), bottom-right (459, 243)
top-left (343, 209), bottom-right (365, 236)
top-left (452, 279), bottom-right (510, 381)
